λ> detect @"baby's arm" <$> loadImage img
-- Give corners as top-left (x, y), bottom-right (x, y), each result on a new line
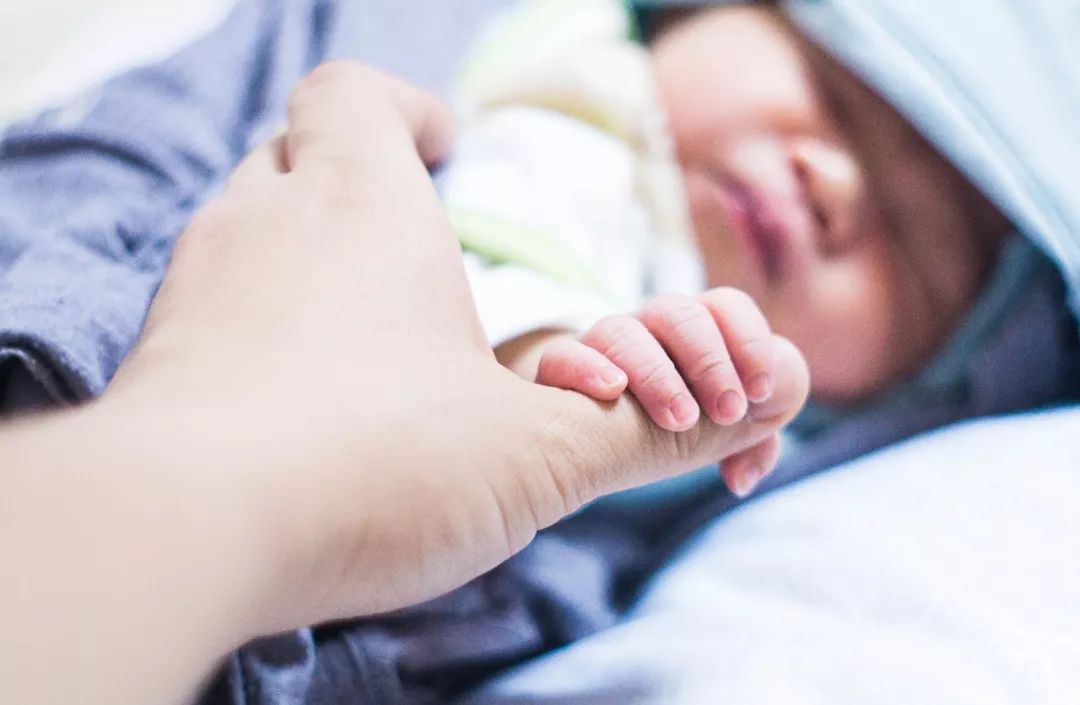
top-left (498, 288), bottom-right (785, 497)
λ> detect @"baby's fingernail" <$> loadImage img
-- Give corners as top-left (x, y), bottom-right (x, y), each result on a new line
top-left (747, 372), bottom-right (772, 402)
top-left (599, 366), bottom-right (627, 387)
top-left (733, 465), bottom-right (764, 498)
top-left (668, 393), bottom-right (698, 427)
top-left (715, 389), bottom-right (745, 424)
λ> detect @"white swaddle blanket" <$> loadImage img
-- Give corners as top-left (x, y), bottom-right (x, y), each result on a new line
top-left (466, 406), bottom-right (1080, 704)
top-left (440, 0), bottom-right (703, 346)
top-left (454, 0), bottom-right (1080, 699)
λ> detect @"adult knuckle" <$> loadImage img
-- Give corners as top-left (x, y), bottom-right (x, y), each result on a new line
top-left (292, 158), bottom-right (365, 211)
top-left (534, 409), bottom-right (598, 516)
top-left (293, 62), bottom-right (382, 114)
top-left (664, 422), bottom-right (703, 464)
top-left (304, 60), bottom-right (369, 89)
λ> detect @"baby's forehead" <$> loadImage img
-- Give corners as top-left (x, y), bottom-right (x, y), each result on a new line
top-left (644, 3), bottom-right (993, 221)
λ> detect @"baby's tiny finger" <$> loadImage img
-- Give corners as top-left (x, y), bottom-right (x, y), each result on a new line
top-left (582, 316), bottom-right (699, 431)
top-left (535, 337), bottom-right (628, 401)
top-left (720, 433), bottom-right (782, 498)
top-left (638, 294), bottom-right (746, 426)
top-left (700, 288), bottom-right (774, 403)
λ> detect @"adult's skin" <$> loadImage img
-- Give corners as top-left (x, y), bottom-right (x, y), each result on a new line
top-left (1, 64), bottom-right (809, 705)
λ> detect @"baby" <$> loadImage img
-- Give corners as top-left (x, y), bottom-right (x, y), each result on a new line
top-left (441, 0), bottom-right (1074, 497)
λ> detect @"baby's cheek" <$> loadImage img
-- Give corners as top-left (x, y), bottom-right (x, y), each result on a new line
top-left (787, 257), bottom-right (902, 401)
top-left (683, 175), bottom-right (743, 287)
top-left (683, 170), bottom-right (719, 226)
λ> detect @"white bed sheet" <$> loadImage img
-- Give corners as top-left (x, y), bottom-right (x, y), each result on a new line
top-left (465, 407), bottom-right (1080, 705)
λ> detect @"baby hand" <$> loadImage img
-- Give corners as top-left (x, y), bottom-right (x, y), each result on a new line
top-left (534, 289), bottom-right (785, 496)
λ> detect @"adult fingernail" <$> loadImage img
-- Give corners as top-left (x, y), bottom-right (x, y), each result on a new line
top-left (747, 372), bottom-right (772, 402)
top-left (715, 389), bottom-right (745, 424)
top-left (668, 393), bottom-right (698, 427)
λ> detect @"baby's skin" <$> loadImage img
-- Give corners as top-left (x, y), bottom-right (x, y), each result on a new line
top-left (499, 287), bottom-right (787, 497)
top-left (650, 6), bottom-right (1008, 402)
top-left (495, 6), bottom-right (1006, 498)
top-left (503, 5), bottom-right (1013, 496)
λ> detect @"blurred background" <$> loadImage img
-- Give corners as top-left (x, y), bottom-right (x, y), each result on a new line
top-left (0, 0), bottom-right (229, 122)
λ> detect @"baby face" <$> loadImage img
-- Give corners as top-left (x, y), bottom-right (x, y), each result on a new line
top-left (651, 6), bottom-right (1008, 403)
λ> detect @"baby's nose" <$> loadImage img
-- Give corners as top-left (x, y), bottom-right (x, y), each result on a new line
top-left (788, 137), bottom-right (862, 254)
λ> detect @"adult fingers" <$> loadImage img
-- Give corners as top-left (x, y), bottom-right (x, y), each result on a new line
top-left (285, 61), bottom-right (452, 177)
top-left (277, 62), bottom-right (487, 352)
top-left (224, 134), bottom-right (288, 191)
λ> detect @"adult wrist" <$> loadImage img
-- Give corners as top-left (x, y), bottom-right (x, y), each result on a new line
top-left (89, 387), bottom-right (293, 644)
top-left (1, 392), bottom-right (286, 704)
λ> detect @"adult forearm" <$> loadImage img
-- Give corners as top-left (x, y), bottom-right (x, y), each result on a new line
top-left (0, 397), bottom-right (275, 705)
top-left (0, 60), bottom-right (810, 705)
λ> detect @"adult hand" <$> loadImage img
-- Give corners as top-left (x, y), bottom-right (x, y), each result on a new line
top-left (3, 63), bottom-right (808, 705)
top-left (113, 62), bottom-right (810, 630)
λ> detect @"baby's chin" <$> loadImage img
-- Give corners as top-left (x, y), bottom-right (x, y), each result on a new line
top-left (775, 313), bottom-right (906, 406)
top-left (803, 339), bottom-right (934, 406)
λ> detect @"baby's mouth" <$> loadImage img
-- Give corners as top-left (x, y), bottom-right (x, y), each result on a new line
top-left (718, 177), bottom-right (791, 285)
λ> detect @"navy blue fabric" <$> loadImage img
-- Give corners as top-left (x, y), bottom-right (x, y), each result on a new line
top-left (0, 0), bottom-right (334, 410)
top-left (0, 0), bottom-right (508, 411)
